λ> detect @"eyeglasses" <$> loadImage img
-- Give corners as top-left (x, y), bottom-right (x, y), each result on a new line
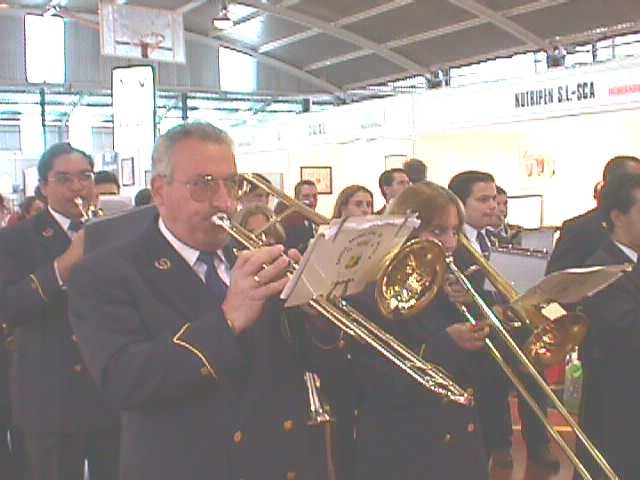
top-left (173, 174), bottom-right (244, 203)
top-left (49, 171), bottom-right (95, 186)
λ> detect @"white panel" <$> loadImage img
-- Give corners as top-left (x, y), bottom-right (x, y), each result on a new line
top-left (25, 14), bottom-right (65, 84)
top-left (0, 16), bottom-right (26, 84)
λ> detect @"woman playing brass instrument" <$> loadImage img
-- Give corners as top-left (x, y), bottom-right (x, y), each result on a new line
top-left (349, 182), bottom-right (490, 480)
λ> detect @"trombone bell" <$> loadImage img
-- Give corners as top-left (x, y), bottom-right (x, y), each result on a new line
top-left (376, 239), bottom-right (447, 318)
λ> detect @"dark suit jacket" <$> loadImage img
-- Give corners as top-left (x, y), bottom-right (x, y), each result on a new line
top-left (284, 221), bottom-right (316, 254)
top-left (578, 238), bottom-right (640, 479)
top-left (546, 208), bottom-right (607, 274)
top-left (84, 204), bottom-right (157, 253)
top-left (347, 287), bottom-right (488, 480)
top-left (68, 219), bottom-right (336, 480)
top-left (0, 210), bottom-right (118, 433)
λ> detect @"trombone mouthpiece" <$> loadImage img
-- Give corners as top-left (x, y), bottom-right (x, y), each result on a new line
top-left (211, 213), bottom-right (231, 228)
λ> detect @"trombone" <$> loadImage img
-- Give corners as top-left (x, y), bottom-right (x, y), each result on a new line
top-left (212, 209), bottom-right (473, 407)
top-left (378, 237), bottom-right (619, 480)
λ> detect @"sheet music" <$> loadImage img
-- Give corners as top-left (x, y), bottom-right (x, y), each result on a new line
top-left (282, 215), bottom-right (419, 307)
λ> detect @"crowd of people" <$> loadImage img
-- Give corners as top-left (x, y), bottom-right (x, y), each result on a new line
top-left (0, 122), bottom-right (639, 480)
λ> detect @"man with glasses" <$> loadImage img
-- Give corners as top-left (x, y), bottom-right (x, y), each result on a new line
top-left (0, 143), bottom-right (120, 480)
top-left (67, 123), bottom-right (339, 479)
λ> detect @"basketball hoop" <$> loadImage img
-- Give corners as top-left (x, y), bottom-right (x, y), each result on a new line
top-left (135, 32), bottom-right (165, 59)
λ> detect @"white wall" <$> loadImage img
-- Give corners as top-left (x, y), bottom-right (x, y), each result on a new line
top-left (233, 58), bottom-right (640, 226)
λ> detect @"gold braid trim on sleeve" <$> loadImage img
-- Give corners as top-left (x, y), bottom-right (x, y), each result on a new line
top-left (172, 323), bottom-right (217, 379)
top-left (29, 274), bottom-right (48, 302)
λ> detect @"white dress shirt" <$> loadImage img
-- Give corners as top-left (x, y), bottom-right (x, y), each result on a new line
top-left (614, 240), bottom-right (638, 263)
top-left (158, 218), bottom-right (230, 285)
top-left (462, 223), bottom-right (488, 254)
top-left (48, 206), bottom-right (72, 237)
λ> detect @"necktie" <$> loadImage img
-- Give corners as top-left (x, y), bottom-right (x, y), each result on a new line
top-left (197, 252), bottom-right (228, 300)
top-left (68, 219), bottom-right (84, 234)
top-left (476, 230), bottom-right (491, 259)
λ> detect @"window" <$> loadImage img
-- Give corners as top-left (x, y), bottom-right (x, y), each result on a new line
top-left (219, 47), bottom-right (257, 93)
top-left (45, 124), bottom-right (67, 149)
top-left (92, 126), bottom-right (113, 154)
top-left (24, 14), bottom-right (66, 84)
top-left (0, 125), bottom-right (21, 151)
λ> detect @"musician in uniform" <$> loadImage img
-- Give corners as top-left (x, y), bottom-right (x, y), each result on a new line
top-left (280, 180), bottom-right (319, 253)
top-left (486, 185), bottom-right (522, 247)
top-left (376, 168), bottom-right (409, 214)
top-left (348, 182), bottom-right (489, 480)
top-left (448, 171), bottom-right (558, 470)
top-left (0, 143), bottom-right (120, 480)
top-left (67, 122), bottom-right (339, 480)
top-left (547, 156), bottom-right (640, 274)
top-left (578, 173), bottom-right (640, 479)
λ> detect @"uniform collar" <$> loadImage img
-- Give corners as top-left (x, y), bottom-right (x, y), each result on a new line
top-left (158, 218), bottom-right (225, 268)
top-left (48, 205), bottom-right (72, 231)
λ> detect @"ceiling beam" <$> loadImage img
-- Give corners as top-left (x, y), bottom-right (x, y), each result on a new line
top-left (343, 45), bottom-right (527, 90)
top-left (301, 0), bottom-right (568, 71)
top-left (184, 32), bottom-right (344, 96)
top-left (446, 0), bottom-right (547, 49)
top-left (237, 0), bottom-right (427, 74)
top-left (258, 0), bottom-right (414, 53)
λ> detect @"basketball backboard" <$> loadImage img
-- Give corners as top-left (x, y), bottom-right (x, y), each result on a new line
top-left (99, 1), bottom-right (186, 63)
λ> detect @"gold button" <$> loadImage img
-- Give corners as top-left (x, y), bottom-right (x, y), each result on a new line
top-left (467, 423), bottom-right (475, 433)
top-left (283, 420), bottom-right (294, 432)
top-left (73, 364), bottom-right (83, 373)
top-left (443, 433), bottom-right (452, 443)
top-left (338, 339), bottom-right (346, 349)
top-left (286, 472), bottom-right (297, 480)
top-left (233, 431), bottom-right (243, 444)
top-left (200, 367), bottom-right (211, 377)
top-left (71, 334), bottom-right (79, 343)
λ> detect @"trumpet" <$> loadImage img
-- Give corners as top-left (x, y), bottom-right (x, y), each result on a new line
top-left (74, 197), bottom-right (103, 222)
top-left (211, 211), bottom-right (473, 407)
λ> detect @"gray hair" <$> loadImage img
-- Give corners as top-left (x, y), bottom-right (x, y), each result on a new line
top-left (151, 122), bottom-right (235, 178)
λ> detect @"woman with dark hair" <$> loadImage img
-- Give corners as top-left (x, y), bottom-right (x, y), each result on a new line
top-left (331, 185), bottom-right (373, 219)
top-left (350, 182), bottom-right (490, 480)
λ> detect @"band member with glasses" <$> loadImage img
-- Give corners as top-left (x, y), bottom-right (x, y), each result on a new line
top-left (578, 173), bottom-right (640, 480)
top-left (0, 143), bottom-right (119, 480)
top-left (67, 123), bottom-right (340, 480)
top-left (348, 182), bottom-right (489, 480)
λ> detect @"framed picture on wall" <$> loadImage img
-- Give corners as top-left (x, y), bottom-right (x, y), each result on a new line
top-left (384, 154), bottom-right (408, 170)
top-left (121, 157), bottom-right (135, 187)
top-left (300, 166), bottom-right (332, 194)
